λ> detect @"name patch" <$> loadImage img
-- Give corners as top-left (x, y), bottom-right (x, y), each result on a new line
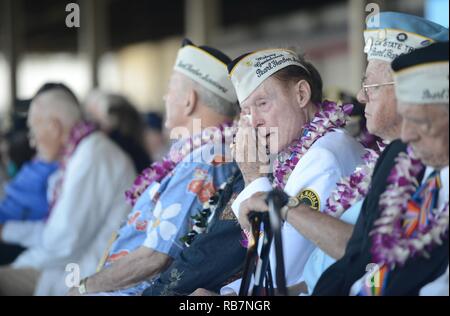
top-left (298, 189), bottom-right (320, 210)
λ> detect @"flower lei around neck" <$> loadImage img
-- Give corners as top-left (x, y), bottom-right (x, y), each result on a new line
top-left (324, 142), bottom-right (386, 218)
top-left (62, 121), bottom-right (98, 167)
top-left (272, 100), bottom-right (353, 189)
top-left (50, 121), bottom-right (97, 209)
top-left (370, 147), bottom-right (449, 269)
top-left (125, 122), bottom-right (235, 206)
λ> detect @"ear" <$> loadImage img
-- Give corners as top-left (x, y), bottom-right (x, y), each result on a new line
top-left (184, 88), bottom-right (198, 116)
top-left (49, 118), bottom-right (64, 143)
top-left (294, 79), bottom-right (312, 109)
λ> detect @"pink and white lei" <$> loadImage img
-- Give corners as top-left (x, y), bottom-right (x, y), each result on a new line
top-left (273, 100), bottom-right (353, 189)
top-left (324, 142), bottom-right (386, 218)
top-left (125, 122), bottom-right (235, 206)
top-left (370, 147), bottom-right (449, 268)
top-left (50, 121), bottom-right (97, 210)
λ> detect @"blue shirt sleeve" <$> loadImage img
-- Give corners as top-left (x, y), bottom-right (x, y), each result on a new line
top-left (0, 160), bottom-right (58, 223)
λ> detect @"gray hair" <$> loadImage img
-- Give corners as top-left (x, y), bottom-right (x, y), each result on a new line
top-left (186, 78), bottom-right (239, 118)
top-left (31, 88), bottom-right (82, 129)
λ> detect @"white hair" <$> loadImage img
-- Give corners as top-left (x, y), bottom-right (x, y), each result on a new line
top-left (83, 90), bottom-right (109, 116)
top-left (32, 88), bottom-right (82, 129)
top-left (184, 78), bottom-right (239, 117)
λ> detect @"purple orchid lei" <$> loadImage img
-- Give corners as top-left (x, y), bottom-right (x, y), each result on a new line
top-left (125, 122), bottom-right (236, 206)
top-left (50, 121), bottom-right (97, 210)
top-left (272, 100), bottom-right (353, 189)
top-left (324, 142), bottom-right (386, 218)
top-left (370, 147), bottom-right (449, 269)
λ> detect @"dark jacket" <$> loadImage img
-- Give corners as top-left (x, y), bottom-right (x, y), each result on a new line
top-left (313, 140), bottom-right (448, 296)
top-left (142, 171), bottom-right (246, 296)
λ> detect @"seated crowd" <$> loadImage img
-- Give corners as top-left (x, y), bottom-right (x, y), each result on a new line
top-left (0, 11), bottom-right (448, 296)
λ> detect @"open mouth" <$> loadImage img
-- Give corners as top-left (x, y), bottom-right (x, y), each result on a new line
top-left (265, 133), bottom-right (274, 153)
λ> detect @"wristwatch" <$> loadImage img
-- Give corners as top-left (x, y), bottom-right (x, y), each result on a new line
top-left (78, 278), bottom-right (88, 295)
top-left (280, 196), bottom-right (300, 221)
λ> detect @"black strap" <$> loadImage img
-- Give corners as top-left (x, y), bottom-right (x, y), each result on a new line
top-left (238, 189), bottom-right (288, 296)
top-left (267, 190), bottom-right (288, 296)
top-left (252, 215), bottom-right (273, 296)
top-left (239, 213), bottom-right (262, 296)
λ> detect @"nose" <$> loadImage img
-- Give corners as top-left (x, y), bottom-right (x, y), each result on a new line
top-left (401, 120), bottom-right (418, 144)
top-left (250, 109), bottom-right (264, 128)
top-left (356, 88), bottom-right (367, 105)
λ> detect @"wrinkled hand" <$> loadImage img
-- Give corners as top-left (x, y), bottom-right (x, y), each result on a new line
top-left (238, 192), bottom-right (269, 232)
top-left (189, 288), bottom-right (220, 296)
top-left (232, 115), bottom-right (270, 186)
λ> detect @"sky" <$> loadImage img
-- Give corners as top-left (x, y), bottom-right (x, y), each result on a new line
top-left (425, 0), bottom-right (449, 27)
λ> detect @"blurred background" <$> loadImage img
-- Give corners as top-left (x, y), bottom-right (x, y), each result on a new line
top-left (0, 0), bottom-right (448, 130)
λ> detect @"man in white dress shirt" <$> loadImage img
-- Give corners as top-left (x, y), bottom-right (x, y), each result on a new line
top-left (0, 84), bottom-right (136, 295)
top-left (189, 49), bottom-right (365, 296)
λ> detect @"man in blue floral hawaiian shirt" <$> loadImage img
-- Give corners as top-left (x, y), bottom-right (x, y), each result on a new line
top-left (67, 39), bottom-right (240, 296)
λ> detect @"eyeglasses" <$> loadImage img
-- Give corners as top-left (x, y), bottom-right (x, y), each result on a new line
top-left (361, 81), bottom-right (395, 100)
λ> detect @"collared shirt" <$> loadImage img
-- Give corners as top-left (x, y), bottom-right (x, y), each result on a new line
top-left (101, 141), bottom-right (237, 296)
top-left (142, 173), bottom-right (246, 296)
top-left (0, 159), bottom-right (58, 224)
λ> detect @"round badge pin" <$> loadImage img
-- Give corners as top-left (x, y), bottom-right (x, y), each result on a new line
top-left (397, 33), bottom-right (408, 42)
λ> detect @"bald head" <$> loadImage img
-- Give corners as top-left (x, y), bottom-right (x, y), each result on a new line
top-left (30, 88), bottom-right (82, 130)
top-left (28, 88), bottom-right (83, 161)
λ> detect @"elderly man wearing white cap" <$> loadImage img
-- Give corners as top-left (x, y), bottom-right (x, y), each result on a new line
top-left (199, 48), bottom-right (367, 296)
top-left (67, 39), bottom-right (240, 296)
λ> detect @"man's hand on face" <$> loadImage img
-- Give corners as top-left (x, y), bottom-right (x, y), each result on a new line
top-left (232, 114), bottom-right (271, 185)
top-left (238, 192), bottom-right (269, 232)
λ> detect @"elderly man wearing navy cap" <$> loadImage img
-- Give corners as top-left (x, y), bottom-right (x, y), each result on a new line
top-left (313, 13), bottom-right (448, 296)
top-left (388, 42), bottom-right (447, 296)
top-left (348, 42), bottom-right (449, 296)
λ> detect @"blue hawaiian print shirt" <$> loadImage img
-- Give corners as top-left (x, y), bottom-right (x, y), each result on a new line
top-left (101, 142), bottom-right (237, 296)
